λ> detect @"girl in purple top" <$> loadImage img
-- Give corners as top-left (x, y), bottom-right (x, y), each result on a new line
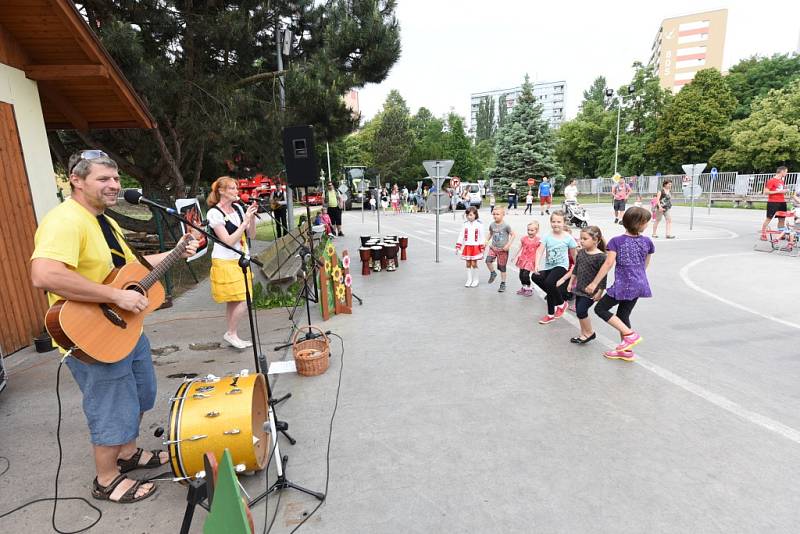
top-left (585, 207), bottom-right (655, 361)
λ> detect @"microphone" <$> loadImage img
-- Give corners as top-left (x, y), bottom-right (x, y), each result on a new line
top-left (123, 189), bottom-right (178, 215)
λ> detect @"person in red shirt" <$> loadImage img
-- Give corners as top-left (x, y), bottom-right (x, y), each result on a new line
top-left (761, 166), bottom-right (790, 239)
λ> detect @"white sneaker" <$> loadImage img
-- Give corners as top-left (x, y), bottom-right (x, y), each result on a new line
top-left (470, 271), bottom-right (479, 287)
top-left (223, 332), bottom-right (248, 350)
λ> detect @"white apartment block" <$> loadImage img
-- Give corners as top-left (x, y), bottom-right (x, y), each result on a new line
top-left (470, 80), bottom-right (566, 133)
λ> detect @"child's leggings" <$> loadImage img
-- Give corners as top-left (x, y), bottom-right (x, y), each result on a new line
top-left (530, 267), bottom-right (567, 314)
top-left (519, 268), bottom-right (531, 286)
top-left (594, 294), bottom-right (639, 328)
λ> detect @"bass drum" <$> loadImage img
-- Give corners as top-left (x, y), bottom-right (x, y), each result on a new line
top-left (167, 372), bottom-right (269, 482)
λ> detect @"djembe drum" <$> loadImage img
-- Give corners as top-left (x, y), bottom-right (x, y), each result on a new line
top-left (360, 235), bottom-right (371, 247)
top-left (398, 236), bottom-right (409, 261)
top-left (370, 245), bottom-right (384, 272)
top-left (358, 247), bottom-right (372, 276)
top-left (384, 243), bottom-right (400, 272)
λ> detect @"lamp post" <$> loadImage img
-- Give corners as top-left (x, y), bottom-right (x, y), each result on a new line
top-left (605, 85), bottom-right (636, 176)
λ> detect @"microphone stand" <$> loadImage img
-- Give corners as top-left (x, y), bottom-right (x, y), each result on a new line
top-left (129, 194), bottom-right (324, 532)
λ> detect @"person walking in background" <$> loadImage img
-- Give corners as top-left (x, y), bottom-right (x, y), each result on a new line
top-left (269, 180), bottom-right (288, 237)
top-left (514, 221), bottom-right (541, 297)
top-left (651, 179), bottom-right (674, 239)
top-left (206, 176), bottom-right (258, 350)
top-left (507, 183), bottom-right (518, 214)
top-left (760, 166), bottom-right (790, 240)
top-left (485, 207), bottom-right (516, 293)
top-left (569, 226), bottom-right (607, 344)
top-left (390, 185), bottom-right (401, 214)
top-left (325, 181), bottom-right (345, 236)
top-left (524, 189), bottom-right (534, 215)
top-left (456, 206), bottom-right (485, 287)
top-left (531, 210), bottom-right (577, 324)
top-left (611, 178), bottom-right (632, 224)
top-left (585, 207), bottom-right (655, 361)
top-left (538, 176), bottom-right (553, 215)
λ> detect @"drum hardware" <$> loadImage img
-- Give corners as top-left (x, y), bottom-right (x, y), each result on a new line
top-left (223, 429), bottom-right (241, 435)
top-left (196, 386), bottom-right (214, 393)
top-left (226, 388), bottom-right (242, 395)
top-left (192, 393), bottom-right (211, 399)
top-left (205, 411), bottom-right (220, 418)
top-left (163, 434), bottom-right (208, 445)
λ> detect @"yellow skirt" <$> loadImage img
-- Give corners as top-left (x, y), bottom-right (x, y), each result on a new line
top-left (210, 258), bottom-right (254, 303)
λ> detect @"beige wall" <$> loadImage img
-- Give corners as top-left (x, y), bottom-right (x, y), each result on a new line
top-left (652, 9), bottom-right (728, 91)
top-left (0, 63), bottom-right (59, 222)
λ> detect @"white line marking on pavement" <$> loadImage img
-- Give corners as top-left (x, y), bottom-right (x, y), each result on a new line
top-left (680, 253), bottom-right (800, 331)
top-left (381, 222), bottom-right (800, 445)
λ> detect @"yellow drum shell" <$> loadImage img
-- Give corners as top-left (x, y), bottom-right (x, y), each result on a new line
top-left (167, 373), bottom-right (269, 482)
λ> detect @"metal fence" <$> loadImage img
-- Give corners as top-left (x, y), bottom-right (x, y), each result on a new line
top-left (577, 172), bottom-right (799, 206)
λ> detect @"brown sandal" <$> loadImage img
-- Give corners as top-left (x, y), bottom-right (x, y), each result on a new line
top-left (92, 474), bottom-right (156, 503)
top-left (117, 448), bottom-right (168, 473)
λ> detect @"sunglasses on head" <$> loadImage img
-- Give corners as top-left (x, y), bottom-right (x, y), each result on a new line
top-left (69, 150), bottom-right (108, 174)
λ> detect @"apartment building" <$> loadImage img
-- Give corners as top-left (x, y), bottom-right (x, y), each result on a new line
top-left (649, 9), bottom-right (728, 91)
top-left (470, 80), bottom-right (566, 133)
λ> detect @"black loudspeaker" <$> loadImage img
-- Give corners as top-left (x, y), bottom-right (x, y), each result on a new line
top-left (282, 125), bottom-right (319, 187)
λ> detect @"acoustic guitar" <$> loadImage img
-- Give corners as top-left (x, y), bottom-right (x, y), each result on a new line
top-left (45, 237), bottom-right (192, 364)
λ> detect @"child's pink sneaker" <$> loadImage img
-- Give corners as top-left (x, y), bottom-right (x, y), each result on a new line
top-left (615, 331), bottom-right (642, 352)
top-left (538, 315), bottom-right (556, 325)
top-left (523, 288), bottom-right (534, 297)
top-left (516, 288), bottom-right (526, 295)
top-left (604, 350), bottom-right (635, 361)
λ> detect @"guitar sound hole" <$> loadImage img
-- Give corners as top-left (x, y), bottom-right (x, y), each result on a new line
top-left (125, 284), bottom-right (146, 296)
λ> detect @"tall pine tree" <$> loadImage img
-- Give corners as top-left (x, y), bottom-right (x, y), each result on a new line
top-left (474, 96), bottom-right (495, 142)
top-left (492, 76), bottom-right (560, 193)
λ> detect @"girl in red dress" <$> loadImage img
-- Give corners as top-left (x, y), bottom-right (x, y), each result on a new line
top-left (455, 206), bottom-right (485, 287)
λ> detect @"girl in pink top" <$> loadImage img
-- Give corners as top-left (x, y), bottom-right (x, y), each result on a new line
top-left (513, 221), bottom-right (541, 296)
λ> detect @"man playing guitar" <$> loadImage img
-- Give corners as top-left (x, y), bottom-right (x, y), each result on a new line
top-left (31, 150), bottom-right (197, 504)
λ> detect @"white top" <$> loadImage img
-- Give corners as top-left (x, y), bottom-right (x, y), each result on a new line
top-left (207, 205), bottom-right (245, 260)
top-left (456, 219), bottom-right (485, 248)
top-left (526, 193), bottom-right (534, 203)
top-left (564, 185), bottom-right (578, 202)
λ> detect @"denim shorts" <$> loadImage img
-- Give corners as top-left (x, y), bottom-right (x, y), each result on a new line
top-left (65, 335), bottom-right (156, 446)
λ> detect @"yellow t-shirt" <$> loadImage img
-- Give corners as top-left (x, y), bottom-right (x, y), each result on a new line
top-left (31, 198), bottom-right (136, 307)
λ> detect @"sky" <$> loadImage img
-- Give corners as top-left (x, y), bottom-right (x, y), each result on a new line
top-left (357, 0), bottom-right (800, 126)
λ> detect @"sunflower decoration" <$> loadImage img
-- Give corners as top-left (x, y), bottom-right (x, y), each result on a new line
top-left (344, 273), bottom-right (352, 288)
top-left (342, 255), bottom-right (351, 269)
top-left (336, 284), bottom-right (346, 301)
top-left (325, 243), bottom-right (336, 258)
top-left (331, 265), bottom-right (343, 283)
top-left (324, 259), bottom-right (332, 274)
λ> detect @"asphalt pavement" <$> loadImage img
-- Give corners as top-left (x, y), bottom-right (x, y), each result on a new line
top-left (1, 201), bottom-right (798, 533)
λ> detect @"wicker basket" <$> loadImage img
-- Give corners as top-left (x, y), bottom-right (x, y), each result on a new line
top-left (292, 326), bottom-right (330, 376)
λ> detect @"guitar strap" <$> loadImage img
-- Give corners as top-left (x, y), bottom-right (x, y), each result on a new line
top-left (99, 213), bottom-right (155, 271)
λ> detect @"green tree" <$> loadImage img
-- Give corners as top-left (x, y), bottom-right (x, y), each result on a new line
top-left (444, 113), bottom-right (479, 180)
top-left (492, 75), bottom-right (560, 192)
top-left (583, 76), bottom-right (610, 107)
top-left (497, 93), bottom-right (509, 129)
top-left (556, 100), bottom-right (612, 178)
top-left (601, 63), bottom-right (672, 176)
top-left (474, 139), bottom-right (495, 180)
top-left (649, 69), bottom-right (736, 172)
top-left (726, 53), bottom-right (800, 119)
top-left (474, 96), bottom-right (496, 143)
top-left (52, 1), bottom-right (401, 204)
top-left (712, 80), bottom-right (800, 172)
top-left (372, 90), bottom-right (413, 182)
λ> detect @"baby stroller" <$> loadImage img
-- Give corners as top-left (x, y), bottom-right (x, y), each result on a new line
top-left (563, 201), bottom-right (588, 228)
